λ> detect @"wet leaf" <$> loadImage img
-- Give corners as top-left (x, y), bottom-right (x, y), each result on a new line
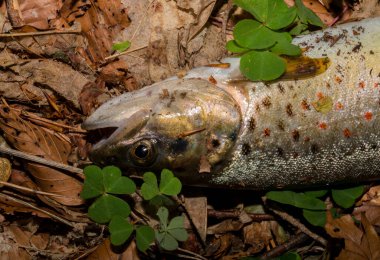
top-left (167, 216), bottom-right (188, 241)
top-left (109, 215), bottom-right (133, 246)
top-left (88, 194), bottom-right (131, 223)
top-left (141, 172), bottom-right (160, 200)
top-left (304, 190), bottom-right (328, 198)
top-left (81, 165), bottom-right (104, 199)
top-left (270, 32), bottom-right (301, 56)
top-left (156, 230), bottom-right (178, 251)
top-left (234, 0), bottom-right (297, 30)
top-left (332, 186), bottom-right (364, 209)
top-left (240, 51), bottom-right (286, 81)
top-left (226, 40), bottom-right (249, 53)
top-left (233, 20), bottom-right (277, 49)
top-left (295, 0), bottom-right (324, 27)
top-left (159, 169), bottom-right (182, 196)
top-left (136, 225), bottom-right (155, 252)
top-left (303, 209), bottom-right (326, 227)
top-left (266, 190), bottom-right (326, 210)
top-left (102, 166), bottom-right (136, 195)
top-left (157, 206), bottom-right (169, 228)
top-left (312, 96), bottom-right (333, 114)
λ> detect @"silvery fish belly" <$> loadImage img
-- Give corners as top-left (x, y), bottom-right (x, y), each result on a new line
top-left (83, 17), bottom-right (380, 189)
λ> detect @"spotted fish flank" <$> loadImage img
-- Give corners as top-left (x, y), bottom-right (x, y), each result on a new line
top-left (83, 18), bottom-right (380, 189)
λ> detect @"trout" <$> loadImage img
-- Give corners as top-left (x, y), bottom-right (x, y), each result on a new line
top-left (83, 17), bottom-right (380, 189)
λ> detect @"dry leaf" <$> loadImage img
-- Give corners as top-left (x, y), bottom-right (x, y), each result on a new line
top-left (0, 106), bottom-right (83, 206)
top-left (243, 222), bottom-right (272, 250)
top-left (184, 197), bottom-right (208, 242)
top-left (0, 51), bottom-right (91, 109)
top-left (325, 212), bottom-right (380, 259)
top-left (207, 219), bottom-right (244, 234)
top-left (284, 0), bottom-right (335, 25)
top-left (0, 158), bottom-right (11, 185)
top-left (88, 239), bottom-right (140, 260)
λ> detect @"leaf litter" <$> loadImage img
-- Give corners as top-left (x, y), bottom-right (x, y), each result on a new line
top-left (0, 0), bottom-right (380, 259)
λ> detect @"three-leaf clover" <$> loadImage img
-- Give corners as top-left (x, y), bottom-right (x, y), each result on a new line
top-left (81, 165), bottom-right (136, 223)
top-left (141, 169), bottom-right (182, 200)
top-left (155, 207), bottom-right (188, 251)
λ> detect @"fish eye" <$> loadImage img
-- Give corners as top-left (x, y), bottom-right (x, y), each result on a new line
top-left (129, 139), bottom-right (157, 166)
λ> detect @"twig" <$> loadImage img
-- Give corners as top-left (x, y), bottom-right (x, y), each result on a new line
top-left (0, 192), bottom-right (74, 227)
top-left (0, 146), bottom-right (84, 178)
top-left (0, 28), bottom-right (82, 38)
top-left (269, 207), bottom-right (327, 246)
top-left (104, 45), bottom-right (148, 60)
top-left (177, 248), bottom-right (208, 260)
top-left (260, 232), bottom-right (309, 259)
top-left (0, 181), bottom-right (65, 198)
top-left (208, 209), bottom-right (275, 221)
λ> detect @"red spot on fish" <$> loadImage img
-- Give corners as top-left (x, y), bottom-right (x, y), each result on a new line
top-left (335, 102), bottom-right (344, 110)
top-left (335, 76), bottom-right (342, 84)
top-left (374, 82), bottom-right (379, 88)
top-left (318, 122), bottom-right (328, 130)
top-left (359, 81), bottom-right (366, 89)
top-left (364, 111), bottom-right (373, 121)
top-left (263, 128), bottom-right (271, 137)
top-left (343, 128), bottom-right (352, 138)
top-left (208, 75), bottom-right (217, 85)
top-left (304, 136), bottom-right (311, 142)
top-left (301, 99), bottom-right (310, 110)
top-left (316, 92), bottom-right (324, 100)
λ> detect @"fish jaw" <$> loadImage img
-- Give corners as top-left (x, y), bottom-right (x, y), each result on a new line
top-left (83, 78), bottom-right (243, 180)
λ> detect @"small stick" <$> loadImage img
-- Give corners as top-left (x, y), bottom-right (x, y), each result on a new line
top-left (0, 192), bottom-right (74, 227)
top-left (269, 207), bottom-right (327, 246)
top-left (104, 45), bottom-right (148, 60)
top-left (0, 181), bottom-right (65, 198)
top-left (0, 28), bottom-right (82, 38)
top-left (261, 232), bottom-right (310, 259)
top-left (208, 209), bottom-right (275, 221)
top-left (0, 146), bottom-right (84, 178)
top-left (177, 248), bottom-right (208, 260)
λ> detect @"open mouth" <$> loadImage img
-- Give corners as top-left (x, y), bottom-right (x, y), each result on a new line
top-left (85, 127), bottom-right (118, 148)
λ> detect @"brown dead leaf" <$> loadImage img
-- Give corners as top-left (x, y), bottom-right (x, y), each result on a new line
top-left (0, 157), bottom-right (11, 184)
top-left (0, 106), bottom-right (83, 206)
top-left (243, 222), bottom-right (272, 252)
top-left (207, 219), bottom-right (244, 235)
top-left (340, 0), bottom-right (380, 24)
top-left (354, 204), bottom-right (380, 227)
top-left (184, 197), bottom-right (207, 242)
top-left (284, 0), bottom-right (335, 25)
top-left (6, 0), bottom-right (62, 29)
top-left (59, 0), bottom-right (129, 64)
top-left (0, 50), bottom-right (91, 109)
top-left (87, 239), bottom-right (140, 260)
top-left (325, 212), bottom-right (380, 259)
top-left (360, 185), bottom-right (380, 206)
top-left (205, 233), bottom-right (234, 259)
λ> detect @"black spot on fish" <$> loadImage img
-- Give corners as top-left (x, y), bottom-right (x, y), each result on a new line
top-left (370, 50), bottom-right (374, 55)
top-left (262, 96), bottom-right (272, 108)
top-left (293, 152), bottom-right (299, 158)
top-left (171, 138), bottom-right (188, 154)
top-left (352, 42), bottom-right (362, 52)
top-left (277, 83), bottom-right (285, 94)
top-left (277, 120), bottom-right (285, 131)
top-left (242, 143), bottom-right (251, 155)
top-left (292, 130), bottom-right (300, 142)
top-left (180, 92), bottom-right (187, 99)
top-left (255, 103), bottom-right (261, 112)
top-left (286, 103), bottom-right (294, 117)
top-left (277, 147), bottom-right (284, 157)
top-left (248, 117), bottom-right (256, 131)
top-left (229, 131), bottom-right (237, 141)
top-left (311, 143), bottom-right (319, 154)
top-left (371, 143), bottom-right (378, 150)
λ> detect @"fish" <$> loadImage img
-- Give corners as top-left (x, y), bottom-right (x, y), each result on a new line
top-left (83, 17), bottom-right (380, 189)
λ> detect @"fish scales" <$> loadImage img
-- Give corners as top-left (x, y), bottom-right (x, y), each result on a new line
top-left (84, 18), bottom-right (380, 189)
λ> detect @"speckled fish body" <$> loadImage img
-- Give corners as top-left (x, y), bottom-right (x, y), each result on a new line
top-left (84, 17), bottom-right (380, 189)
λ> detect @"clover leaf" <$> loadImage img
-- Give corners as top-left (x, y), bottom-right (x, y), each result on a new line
top-left (88, 194), bottom-right (131, 223)
top-left (332, 186), bottom-right (364, 208)
top-left (136, 225), bottom-right (155, 252)
top-left (156, 207), bottom-right (188, 251)
top-left (141, 169), bottom-right (182, 200)
top-left (109, 215), bottom-right (133, 246)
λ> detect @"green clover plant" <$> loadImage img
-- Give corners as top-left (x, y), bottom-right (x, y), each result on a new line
top-left (266, 186), bottom-right (364, 227)
top-left (227, 0), bottom-right (324, 81)
top-left (81, 166), bottom-right (187, 252)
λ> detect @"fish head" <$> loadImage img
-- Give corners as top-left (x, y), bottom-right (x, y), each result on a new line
top-left (83, 78), bottom-right (242, 182)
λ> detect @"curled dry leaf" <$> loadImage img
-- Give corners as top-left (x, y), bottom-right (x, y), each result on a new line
top-left (284, 0), bottom-right (335, 25)
top-left (88, 239), bottom-right (140, 260)
top-left (0, 106), bottom-right (83, 206)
